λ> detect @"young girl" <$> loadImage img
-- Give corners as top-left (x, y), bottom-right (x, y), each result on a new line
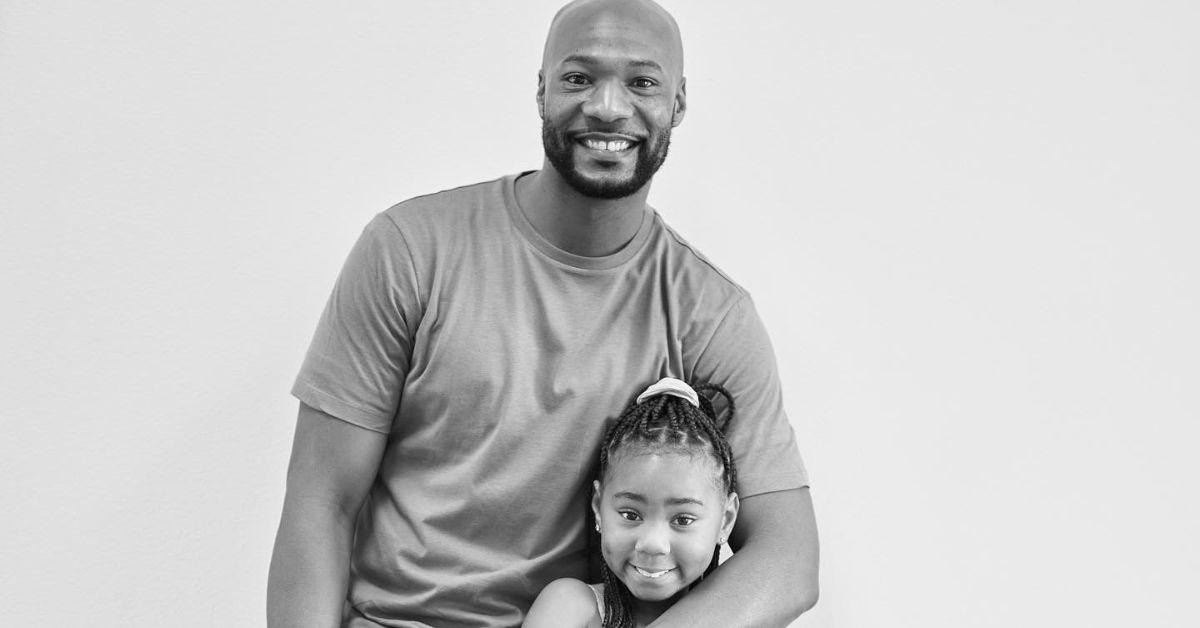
top-left (524, 377), bottom-right (740, 628)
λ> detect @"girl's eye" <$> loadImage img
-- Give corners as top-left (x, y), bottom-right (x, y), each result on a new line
top-left (672, 515), bottom-right (696, 526)
top-left (619, 511), bottom-right (641, 522)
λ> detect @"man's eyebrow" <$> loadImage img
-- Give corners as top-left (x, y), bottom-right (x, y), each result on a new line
top-left (560, 54), bottom-right (664, 72)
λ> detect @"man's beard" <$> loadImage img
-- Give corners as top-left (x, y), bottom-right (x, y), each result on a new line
top-left (541, 118), bottom-right (672, 199)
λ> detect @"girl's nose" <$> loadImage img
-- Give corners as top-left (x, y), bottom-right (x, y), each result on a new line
top-left (634, 523), bottom-right (670, 555)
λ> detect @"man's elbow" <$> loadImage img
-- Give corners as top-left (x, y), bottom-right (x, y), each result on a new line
top-left (785, 526), bottom-right (820, 617)
top-left (735, 486), bottom-right (820, 619)
top-left (778, 560), bottom-right (819, 619)
top-left (751, 536), bottom-right (818, 620)
top-left (795, 583), bottom-right (819, 616)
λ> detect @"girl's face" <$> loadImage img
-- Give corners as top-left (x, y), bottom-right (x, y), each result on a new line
top-left (592, 450), bottom-right (739, 604)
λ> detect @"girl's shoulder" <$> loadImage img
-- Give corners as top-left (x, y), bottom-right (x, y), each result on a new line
top-left (523, 578), bottom-right (603, 628)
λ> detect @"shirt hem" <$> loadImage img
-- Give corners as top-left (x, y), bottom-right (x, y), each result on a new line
top-left (736, 471), bottom-right (810, 499)
top-left (291, 380), bottom-right (393, 434)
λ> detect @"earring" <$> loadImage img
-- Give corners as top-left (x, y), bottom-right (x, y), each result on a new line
top-left (718, 535), bottom-right (727, 545)
top-left (595, 520), bottom-right (601, 533)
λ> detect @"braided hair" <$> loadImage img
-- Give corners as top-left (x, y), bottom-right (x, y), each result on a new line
top-left (591, 381), bottom-right (738, 628)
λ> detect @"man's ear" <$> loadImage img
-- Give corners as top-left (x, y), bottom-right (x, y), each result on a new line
top-left (672, 76), bottom-right (687, 127)
top-left (536, 70), bottom-right (546, 118)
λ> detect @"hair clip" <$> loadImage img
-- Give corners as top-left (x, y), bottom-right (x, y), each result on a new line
top-left (636, 377), bottom-right (700, 408)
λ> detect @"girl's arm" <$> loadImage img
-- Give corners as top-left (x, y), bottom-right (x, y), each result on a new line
top-left (523, 578), bottom-right (602, 628)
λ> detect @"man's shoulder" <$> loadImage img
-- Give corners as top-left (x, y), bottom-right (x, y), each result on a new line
top-left (649, 211), bottom-right (750, 303)
top-left (379, 174), bottom-right (512, 228)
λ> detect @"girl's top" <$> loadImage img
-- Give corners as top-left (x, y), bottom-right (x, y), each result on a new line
top-left (588, 583), bottom-right (605, 622)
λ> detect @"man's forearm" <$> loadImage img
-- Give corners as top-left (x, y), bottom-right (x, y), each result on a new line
top-left (267, 499), bottom-right (357, 628)
top-left (650, 540), bottom-right (818, 626)
top-left (649, 488), bottom-right (819, 627)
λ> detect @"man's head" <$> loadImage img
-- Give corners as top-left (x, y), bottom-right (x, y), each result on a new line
top-left (538, 0), bottom-right (686, 199)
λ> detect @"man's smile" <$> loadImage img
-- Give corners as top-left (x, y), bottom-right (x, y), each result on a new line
top-left (582, 138), bottom-right (633, 152)
top-left (573, 132), bottom-right (640, 154)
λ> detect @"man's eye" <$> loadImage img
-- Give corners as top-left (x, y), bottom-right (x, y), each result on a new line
top-left (631, 77), bottom-right (657, 89)
top-left (619, 511), bottom-right (641, 522)
top-left (564, 73), bottom-right (590, 85)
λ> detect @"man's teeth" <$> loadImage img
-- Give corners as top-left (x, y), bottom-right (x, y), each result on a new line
top-left (634, 566), bottom-right (671, 579)
top-left (584, 139), bottom-right (632, 152)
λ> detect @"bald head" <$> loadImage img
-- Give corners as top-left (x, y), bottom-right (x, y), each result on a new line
top-left (535, 0), bottom-right (687, 200)
top-left (542, 0), bottom-right (684, 82)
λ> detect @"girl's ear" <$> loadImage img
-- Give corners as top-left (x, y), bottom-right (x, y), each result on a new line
top-left (591, 479), bottom-right (603, 521)
top-left (721, 492), bottom-right (740, 543)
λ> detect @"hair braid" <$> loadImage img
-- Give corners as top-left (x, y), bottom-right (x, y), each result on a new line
top-left (600, 560), bottom-right (635, 628)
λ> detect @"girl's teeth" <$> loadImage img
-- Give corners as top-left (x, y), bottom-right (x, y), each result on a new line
top-left (634, 566), bottom-right (670, 578)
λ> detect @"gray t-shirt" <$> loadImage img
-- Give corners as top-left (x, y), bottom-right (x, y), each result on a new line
top-left (293, 173), bottom-right (808, 627)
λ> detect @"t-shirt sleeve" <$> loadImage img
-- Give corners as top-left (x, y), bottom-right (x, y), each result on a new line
top-left (292, 213), bottom-right (422, 433)
top-left (691, 295), bottom-right (809, 497)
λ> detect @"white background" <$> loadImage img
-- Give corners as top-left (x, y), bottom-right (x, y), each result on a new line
top-left (2, 1), bottom-right (1197, 626)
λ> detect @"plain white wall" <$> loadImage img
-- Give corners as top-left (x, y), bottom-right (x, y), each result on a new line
top-left (2, 1), bottom-right (1197, 626)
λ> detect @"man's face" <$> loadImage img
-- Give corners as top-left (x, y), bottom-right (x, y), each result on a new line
top-left (539, 3), bottom-right (686, 199)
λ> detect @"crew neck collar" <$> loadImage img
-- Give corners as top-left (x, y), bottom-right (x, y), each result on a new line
top-left (503, 171), bottom-right (653, 271)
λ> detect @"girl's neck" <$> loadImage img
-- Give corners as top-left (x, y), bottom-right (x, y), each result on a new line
top-left (631, 593), bottom-right (679, 627)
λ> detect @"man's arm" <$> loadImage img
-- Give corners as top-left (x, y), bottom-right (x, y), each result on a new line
top-left (649, 487), bottom-right (819, 627)
top-left (267, 402), bottom-right (388, 628)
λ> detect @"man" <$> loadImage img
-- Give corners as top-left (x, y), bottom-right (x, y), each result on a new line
top-left (268, 1), bottom-right (819, 626)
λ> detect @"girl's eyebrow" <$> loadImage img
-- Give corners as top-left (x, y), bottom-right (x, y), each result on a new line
top-left (612, 491), bottom-right (705, 507)
top-left (612, 491), bottom-right (646, 503)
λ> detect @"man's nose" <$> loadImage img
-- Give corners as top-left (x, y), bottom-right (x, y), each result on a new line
top-left (581, 79), bottom-right (633, 123)
top-left (635, 523), bottom-right (670, 555)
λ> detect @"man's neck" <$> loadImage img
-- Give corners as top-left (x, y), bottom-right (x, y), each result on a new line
top-left (514, 163), bottom-right (650, 258)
